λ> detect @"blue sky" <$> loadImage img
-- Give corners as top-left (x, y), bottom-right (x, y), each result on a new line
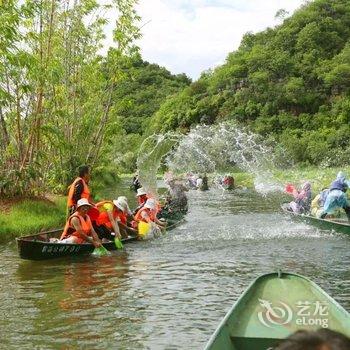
top-left (105, 0), bottom-right (306, 80)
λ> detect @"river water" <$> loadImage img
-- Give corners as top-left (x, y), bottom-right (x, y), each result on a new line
top-left (0, 181), bottom-right (349, 349)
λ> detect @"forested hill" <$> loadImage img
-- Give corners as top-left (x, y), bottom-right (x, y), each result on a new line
top-left (148, 0), bottom-right (350, 166)
top-left (113, 56), bottom-right (191, 135)
top-left (110, 55), bottom-right (191, 172)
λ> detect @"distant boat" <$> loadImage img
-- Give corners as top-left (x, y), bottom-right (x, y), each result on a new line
top-left (205, 271), bottom-right (350, 350)
top-left (281, 203), bottom-right (350, 236)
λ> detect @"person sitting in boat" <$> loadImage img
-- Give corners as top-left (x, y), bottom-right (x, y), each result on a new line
top-left (275, 328), bottom-right (350, 350)
top-left (134, 198), bottom-right (166, 230)
top-left (311, 188), bottom-right (330, 218)
top-left (67, 165), bottom-right (93, 217)
top-left (93, 198), bottom-right (130, 240)
top-left (132, 187), bottom-right (149, 215)
top-left (286, 181), bottom-right (312, 214)
top-left (162, 179), bottom-right (188, 215)
top-left (320, 172), bottom-right (350, 221)
top-left (115, 196), bottom-right (138, 237)
top-left (223, 175), bottom-right (235, 190)
top-left (60, 198), bottom-right (102, 247)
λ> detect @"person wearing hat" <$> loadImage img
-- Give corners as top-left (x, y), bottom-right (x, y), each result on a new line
top-left (320, 171), bottom-right (350, 221)
top-left (132, 187), bottom-right (149, 215)
top-left (114, 196), bottom-right (138, 237)
top-left (93, 198), bottom-right (127, 240)
top-left (134, 198), bottom-right (166, 229)
top-left (60, 198), bottom-right (102, 246)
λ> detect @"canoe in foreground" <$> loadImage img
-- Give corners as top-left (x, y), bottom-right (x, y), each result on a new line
top-left (205, 272), bottom-right (350, 350)
top-left (281, 203), bottom-right (350, 236)
top-left (16, 229), bottom-right (138, 260)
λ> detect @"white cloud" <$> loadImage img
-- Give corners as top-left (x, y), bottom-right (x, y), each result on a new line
top-left (103, 0), bottom-right (305, 80)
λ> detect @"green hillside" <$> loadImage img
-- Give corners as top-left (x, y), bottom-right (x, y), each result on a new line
top-left (148, 0), bottom-right (350, 166)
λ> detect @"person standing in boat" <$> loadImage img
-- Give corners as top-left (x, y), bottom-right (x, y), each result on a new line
top-left (320, 172), bottom-right (350, 220)
top-left (60, 198), bottom-right (102, 247)
top-left (67, 165), bottom-right (93, 216)
top-left (201, 174), bottom-right (209, 191)
top-left (132, 172), bottom-right (142, 192)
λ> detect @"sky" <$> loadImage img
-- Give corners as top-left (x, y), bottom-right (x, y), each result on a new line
top-left (104, 0), bottom-right (306, 80)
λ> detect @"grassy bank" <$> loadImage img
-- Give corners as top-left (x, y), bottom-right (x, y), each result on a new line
top-left (272, 166), bottom-right (350, 194)
top-left (0, 196), bottom-right (66, 243)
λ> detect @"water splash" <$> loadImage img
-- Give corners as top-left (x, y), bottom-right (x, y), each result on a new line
top-left (166, 122), bottom-right (289, 194)
top-left (137, 133), bottom-right (179, 197)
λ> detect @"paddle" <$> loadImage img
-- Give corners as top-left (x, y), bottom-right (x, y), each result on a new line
top-left (114, 235), bottom-right (123, 249)
top-left (92, 245), bottom-right (110, 256)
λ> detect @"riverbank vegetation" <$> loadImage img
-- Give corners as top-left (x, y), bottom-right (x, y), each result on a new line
top-left (0, 0), bottom-right (190, 198)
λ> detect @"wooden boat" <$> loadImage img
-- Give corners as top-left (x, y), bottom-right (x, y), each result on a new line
top-left (205, 272), bottom-right (350, 350)
top-left (16, 229), bottom-right (138, 260)
top-left (16, 213), bottom-right (185, 260)
top-left (281, 203), bottom-right (350, 236)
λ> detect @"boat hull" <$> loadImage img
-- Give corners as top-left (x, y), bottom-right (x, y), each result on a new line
top-left (281, 204), bottom-right (350, 235)
top-left (16, 212), bottom-right (185, 260)
top-left (16, 229), bottom-right (137, 260)
top-left (205, 272), bottom-right (350, 350)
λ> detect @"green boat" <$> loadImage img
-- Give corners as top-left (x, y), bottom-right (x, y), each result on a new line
top-left (205, 272), bottom-right (350, 350)
top-left (281, 204), bottom-right (350, 236)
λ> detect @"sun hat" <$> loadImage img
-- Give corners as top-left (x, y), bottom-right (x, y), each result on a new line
top-left (117, 196), bottom-right (132, 215)
top-left (76, 198), bottom-right (92, 209)
top-left (113, 199), bottom-right (128, 212)
top-left (137, 188), bottom-right (147, 196)
top-left (144, 198), bottom-right (156, 210)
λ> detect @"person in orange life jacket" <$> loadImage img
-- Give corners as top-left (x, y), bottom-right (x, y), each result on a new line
top-left (60, 198), bottom-right (102, 247)
top-left (115, 196), bottom-right (138, 237)
top-left (93, 198), bottom-right (127, 240)
top-left (134, 198), bottom-right (166, 229)
top-left (132, 187), bottom-right (149, 215)
top-left (67, 165), bottom-right (93, 216)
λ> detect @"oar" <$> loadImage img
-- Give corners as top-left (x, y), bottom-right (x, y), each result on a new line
top-left (114, 236), bottom-right (123, 249)
top-left (92, 245), bottom-right (110, 256)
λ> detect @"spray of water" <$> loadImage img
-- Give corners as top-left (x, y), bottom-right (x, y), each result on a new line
top-left (137, 133), bottom-right (179, 197)
top-left (166, 122), bottom-right (289, 194)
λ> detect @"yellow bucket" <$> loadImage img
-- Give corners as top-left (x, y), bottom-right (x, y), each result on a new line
top-left (138, 221), bottom-right (151, 237)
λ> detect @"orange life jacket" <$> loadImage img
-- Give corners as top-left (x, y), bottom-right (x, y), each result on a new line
top-left (95, 201), bottom-right (121, 229)
top-left (134, 207), bottom-right (155, 223)
top-left (67, 177), bottom-right (91, 208)
top-left (60, 212), bottom-right (93, 243)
